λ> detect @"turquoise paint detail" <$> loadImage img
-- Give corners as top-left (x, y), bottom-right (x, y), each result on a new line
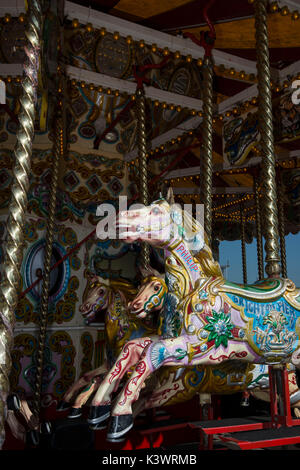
top-left (227, 293), bottom-right (299, 356)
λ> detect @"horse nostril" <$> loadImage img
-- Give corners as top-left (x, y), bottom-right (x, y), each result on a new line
top-left (80, 302), bottom-right (90, 312)
top-left (131, 299), bottom-right (142, 310)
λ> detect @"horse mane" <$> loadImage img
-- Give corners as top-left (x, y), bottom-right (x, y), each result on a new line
top-left (83, 270), bottom-right (138, 301)
top-left (159, 199), bottom-right (224, 279)
top-left (110, 278), bottom-right (138, 300)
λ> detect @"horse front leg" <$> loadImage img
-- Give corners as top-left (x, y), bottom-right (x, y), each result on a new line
top-left (107, 336), bottom-right (189, 440)
top-left (88, 337), bottom-right (154, 427)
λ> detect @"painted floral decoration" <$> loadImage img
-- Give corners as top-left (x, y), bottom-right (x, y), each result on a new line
top-left (204, 310), bottom-right (234, 348)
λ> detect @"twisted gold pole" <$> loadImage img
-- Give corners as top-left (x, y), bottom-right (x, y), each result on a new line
top-left (254, 0), bottom-right (281, 278)
top-left (240, 205), bottom-right (248, 284)
top-left (254, 177), bottom-right (264, 280)
top-left (32, 115), bottom-right (63, 415)
top-left (136, 87), bottom-right (150, 268)
top-left (201, 56), bottom-right (214, 245)
top-left (277, 177), bottom-right (287, 278)
top-left (0, 0), bottom-right (43, 448)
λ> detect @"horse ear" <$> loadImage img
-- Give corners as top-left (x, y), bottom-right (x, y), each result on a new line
top-left (84, 269), bottom-right (99, 282)
top-left (138, 264), bottom-right (161, 279)
top-left (166, 187), bottom-right (175, 204)
top-left (84, 269), bottom-right (93, 279)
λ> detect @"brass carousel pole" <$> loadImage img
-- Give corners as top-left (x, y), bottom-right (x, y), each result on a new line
top-left (240, 204), bottom-right (248, 284)
top-left (0, 0), bottom-right (43, 448)
top-left (136, 85), bottom-right (150, 269)
top-left (254, 0), bottom-right (281, 278)
top-left (201, 55), bottom-right (214, 245)
top-left (32, 25), bottom-right (65, 417)
top-left (254, 175), bottom-right (264, 280)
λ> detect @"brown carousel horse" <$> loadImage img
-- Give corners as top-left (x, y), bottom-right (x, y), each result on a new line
top-left (57, 269), bottom-right (167, 420)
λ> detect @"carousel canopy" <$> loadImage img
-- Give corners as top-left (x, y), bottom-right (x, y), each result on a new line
top-left (0, 0), bottom-right (299, 241)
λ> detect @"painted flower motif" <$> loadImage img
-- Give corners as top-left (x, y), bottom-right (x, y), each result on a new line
top-left (204, 310), bottom-right (234, 348)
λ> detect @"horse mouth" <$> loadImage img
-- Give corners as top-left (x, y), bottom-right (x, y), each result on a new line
top-left (130, 308), bottom-right (146, 318)
top-left (81, 310), bottom-right (96, 322)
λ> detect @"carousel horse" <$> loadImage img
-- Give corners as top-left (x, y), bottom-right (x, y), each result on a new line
top-left (89, 191), bottom-right (300, 440)
top-left (85, 269), bottom-right (300, 430)
top-left (57, 269), bottom-right (167, 419)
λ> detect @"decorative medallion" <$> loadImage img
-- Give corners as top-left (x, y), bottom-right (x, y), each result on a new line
top-left (24, 239), bottom-right (70, 303)
top-left (95, 33), bottom-right (132, 78)
top-left (0, 19), bottom-right (26, 63)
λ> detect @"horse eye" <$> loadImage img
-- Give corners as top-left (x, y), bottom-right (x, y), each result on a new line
top-left (154, 285), bottom-right (160, 291)
top-left (152, 207), bottom-right (161, 215)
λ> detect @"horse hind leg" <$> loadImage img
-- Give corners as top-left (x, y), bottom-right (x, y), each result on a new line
top-left (57, 364), bottom-right (108, 412)
top-left (88, 337), bottom-right (152, 427)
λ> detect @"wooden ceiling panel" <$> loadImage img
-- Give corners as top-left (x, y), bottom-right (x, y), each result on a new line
top-left (182, 15), bottom-right (300, 50)
top-left (113, 0), bottom-right (194, 20)
top-left (141, 0), bottom-right (253, 31)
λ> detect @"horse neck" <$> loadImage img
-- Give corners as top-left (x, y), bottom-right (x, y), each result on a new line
top-left (163, 238), bottom-right (206, 296)
top-left (105, 288), bottom-right (128, 322)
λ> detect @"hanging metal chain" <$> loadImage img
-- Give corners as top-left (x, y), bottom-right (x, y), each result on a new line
top-left (254, 177), bottom-right (264, 280)
top-left (277, 177), bottom-right (287, 278)
top-left (254, 0), bottom-right (281, 278)
top-left (0, 0), bottom-right (43, 448)
top-left (136, 87), bottom-right (150, 268)
top-left (201, 56), bottom-right (214, 245)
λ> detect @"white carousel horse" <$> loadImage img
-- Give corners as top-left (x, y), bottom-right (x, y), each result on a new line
top-left (89, 192), bottom-right (300, 440)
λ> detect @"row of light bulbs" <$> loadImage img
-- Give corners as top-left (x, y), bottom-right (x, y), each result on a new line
top-left (214, 211), bottom-right (256, 223)
top-left (69, 78), bottom-right (202, 117)
top-left (70, 18), bottom-right (257, 82)
top-left (248, 0), bottom-right (299, 20)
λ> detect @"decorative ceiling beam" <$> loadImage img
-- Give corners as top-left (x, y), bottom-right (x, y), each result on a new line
top-left (65, 1), bottom-right (258, 75)
top-left (67, 65), bottom-right (203, 110)
top-left (124, 115), bottom-right (202, 161)
top-left (217, 83), bottom-right (258, 115)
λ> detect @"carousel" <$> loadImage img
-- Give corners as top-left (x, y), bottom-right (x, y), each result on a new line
top-left (0, 0), bottom-right (300, 452)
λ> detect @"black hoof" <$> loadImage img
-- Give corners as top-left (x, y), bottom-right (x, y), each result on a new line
top-left (7, 393), bottom-right (21, 412)
top-left (87, 404), bottom-right (111, 425)
top-left (68, 407), bottom-right (82, 419)
top-left (240, 398), bottom-right (250, 407)
top-left (56, 400), bottom-right (71, 411)
top-left (28, 429), bottom-right (40, 446)
top-left (106, 414), bottom-right (133, 440)
top-left (40, 421), bottom-right (52, 435)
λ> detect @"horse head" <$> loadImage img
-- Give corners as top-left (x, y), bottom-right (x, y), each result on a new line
top-left (128, 265), bottom-right (167, 319)
top-left (79, 271), bottom-right (111, 323)
top-left (116, 188), bottom-right (205, 254)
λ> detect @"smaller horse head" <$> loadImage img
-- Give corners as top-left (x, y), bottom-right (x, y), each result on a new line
top-left (128, 265), bottom-right (167, 319)
top-left (79, 271), bottom-right (111, 323)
